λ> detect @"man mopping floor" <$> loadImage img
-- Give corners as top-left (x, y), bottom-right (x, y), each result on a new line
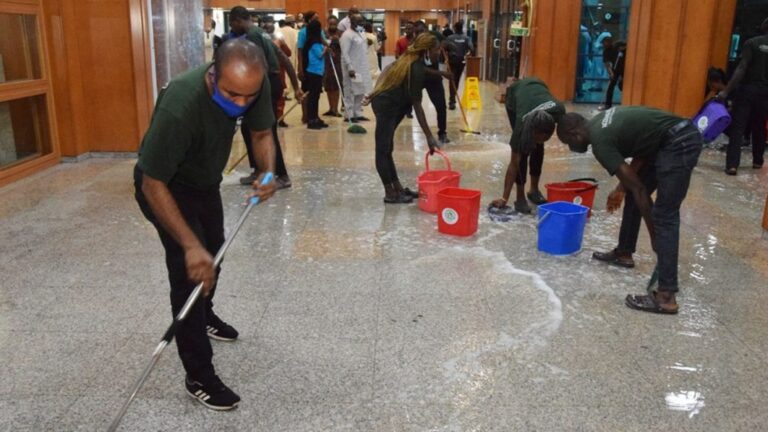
top-left (133, 39), bottom-right (277, 410)
top-left (557, 106), bottom-right (703, 314)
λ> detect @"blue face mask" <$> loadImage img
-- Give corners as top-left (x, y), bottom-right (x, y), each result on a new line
top-left (211, 76), bottom-right (253, 118)
top-left (356, 25), bottom-right (364, 33)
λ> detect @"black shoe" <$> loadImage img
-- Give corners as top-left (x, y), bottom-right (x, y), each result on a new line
top-left (514, 199), bottom-right (532, 214)
top-left (383, 193), bottom-right (413, 204)
top-left (278, 120), bottom-right (288, 128)
top-left (185, 375), bottom-right (240, 411)
top-left (318, 120), bottom-right (329, 128)
top-left (345, 117), bottom-right (358, 123)
top-left (275, 175), bottom-right (292, 189)
top-left (406, 113), bottom-right (413, 119)
top-left (438, 134), bottom-right (451, 144)
top-left (526, 190), bottom-right (547, 205)
top-left (239, 172), bottom-right (259, 185)
top-left (725, 167), bottom-right (737, 176)
top-left (592, 249), bottom-right (635, 269)
top-left (206, 312), bottom-right (239, 341)
top-left (353, 116), bottom-right (370, 122)
top-left (449, 103), bottom-right (456, 110)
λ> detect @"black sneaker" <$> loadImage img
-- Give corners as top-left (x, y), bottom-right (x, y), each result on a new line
top-left (206, 312), bottom-right (239, 341)
top-left (185, 375), bottom-right (240, 411)
top-left (438, 134), bottom-right (451, 144)
top-left (239, 172), bottom-right (259, 185)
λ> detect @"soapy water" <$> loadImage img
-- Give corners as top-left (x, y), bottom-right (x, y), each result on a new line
top-left (665, 391), bottom-right (706, 418)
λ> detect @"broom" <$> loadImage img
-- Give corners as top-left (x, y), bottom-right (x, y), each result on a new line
top-left (224, 99), bottom-right (301, 176)
top-left (329, 53), bottom-right (366, 134)
top-left (442, 48), bottom-right (480, 135)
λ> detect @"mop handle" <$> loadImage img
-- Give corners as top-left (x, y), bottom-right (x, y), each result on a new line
top-left (108, 172), bottom-right (273, 432)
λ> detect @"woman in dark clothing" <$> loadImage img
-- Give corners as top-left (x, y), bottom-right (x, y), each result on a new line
top-left (302, 20), bottom-right (328, 129)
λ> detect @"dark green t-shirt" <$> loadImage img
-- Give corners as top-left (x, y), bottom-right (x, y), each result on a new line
top-left (137, 63), bottom-right (274, 190)
top-left (743, 34), bottom-right (768, 87)
top-left (588, 106), bottom-right (684, 175)
top-left (371, 61), bottom-right (426, 114)
top-left (505, 77), bottom-right (565, 152)
top-left (246, 27), bottom-right (280, 75)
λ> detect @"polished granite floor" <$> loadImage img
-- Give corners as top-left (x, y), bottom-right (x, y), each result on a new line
top-left (1, 83), bottom-right (768, 431)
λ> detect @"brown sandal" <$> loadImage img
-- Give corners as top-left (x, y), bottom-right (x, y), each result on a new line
top-left (592, 249), bottom-right (635, 268)
top-left (625, 293), bottom-right (678, 315)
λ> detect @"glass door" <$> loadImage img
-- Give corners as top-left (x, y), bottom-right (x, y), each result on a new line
top-left (0, 2), bottom-right (58, 185)
top-left (488, 0), bottom-right (524, 83)
top-left (574, 0), bottom-right (631, 104)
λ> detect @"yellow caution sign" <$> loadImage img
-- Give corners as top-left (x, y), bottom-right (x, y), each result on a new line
top-left (462, 77), bottom-right (482, 111)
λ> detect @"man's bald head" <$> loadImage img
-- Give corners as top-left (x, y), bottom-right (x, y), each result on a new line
top-left (213, 38), bottom-right (266, 78)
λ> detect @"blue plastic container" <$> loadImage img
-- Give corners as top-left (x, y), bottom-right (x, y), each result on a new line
top-left (692, 100), bottom-right (731, 141)
top-left (537, 201), bottom-right (590, 255)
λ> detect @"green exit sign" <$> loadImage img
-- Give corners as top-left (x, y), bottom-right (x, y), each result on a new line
top-left (509, 27), bottom-right (530, 37)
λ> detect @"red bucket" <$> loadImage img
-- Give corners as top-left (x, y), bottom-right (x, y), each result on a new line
top-left (437, 187), bottom-right (482, 237)
top-left (545, 178), bottom-right (598, 217)
top-left (418, 150), bottom-right (461, 213)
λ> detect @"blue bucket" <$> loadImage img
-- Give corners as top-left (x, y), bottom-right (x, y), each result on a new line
top-left (692, 100), bottom-right (731, 141)
top-left (537, 201), bottom-right (589, 255)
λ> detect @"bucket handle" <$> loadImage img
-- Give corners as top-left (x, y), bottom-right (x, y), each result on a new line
top-left (425, 149), bottom-right (452, 172)
top-left (537, 211), bottom-right (550, 228)
top-left (566, 177), bottom-right (599, 193)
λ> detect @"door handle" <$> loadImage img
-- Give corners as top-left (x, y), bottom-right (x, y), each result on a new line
top-left (493, 38), bottom-right (501, 48)
top-left (507, 40), bottom-right (515, 51)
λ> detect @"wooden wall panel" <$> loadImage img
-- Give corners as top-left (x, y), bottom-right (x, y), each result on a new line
top-left (710, 0), bottom-right (737, 69)
top-left (521, 0), bottom-right (580, 101)
top-left (623, 0), bottom-right (725, 117)
top-left (285, 0), bottom-right (326, 23)
top-left (206, 0), bottom-right (285, 10)
top-left (43, 0), bottom-right (152, 156)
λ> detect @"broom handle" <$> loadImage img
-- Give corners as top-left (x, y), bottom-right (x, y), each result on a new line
top-left (224, 100), bottom-right (300, 176)
top-left (442, 48), bottom-right (471, 129)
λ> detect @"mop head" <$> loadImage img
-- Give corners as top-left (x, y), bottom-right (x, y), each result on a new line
top-left (488, 204), bottom-right (517, 222)
top-left (347, 124), bottom-right (367, 134)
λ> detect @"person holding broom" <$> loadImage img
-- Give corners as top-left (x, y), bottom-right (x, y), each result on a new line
top-left (365, 33), bottom-right (440, 204)
top-left (302, 20), bottom-right (329, 129)
top-left (490, 77), bottom-right (566, 214)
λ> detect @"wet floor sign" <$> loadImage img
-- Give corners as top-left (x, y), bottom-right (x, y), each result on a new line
top-left (462, 77), bottom-right (482, 110)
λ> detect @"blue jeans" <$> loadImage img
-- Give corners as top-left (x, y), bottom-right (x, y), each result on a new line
top-left (616, 121), bottom-right (703, 293)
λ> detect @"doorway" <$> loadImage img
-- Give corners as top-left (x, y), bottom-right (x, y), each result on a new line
top-left (574, 0), bottom-right (631, 104)
top-left (489, 0), bottom-right (524, 83)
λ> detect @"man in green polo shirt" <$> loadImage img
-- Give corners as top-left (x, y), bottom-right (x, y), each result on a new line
top-left (490, 77), bottom-right (566, 214)
top-left (558, 106), bottom-right (703, 314)
top-left (133, 39), bottom-right (277, 410)
top-left (228, 6), bottom-right (303, 188)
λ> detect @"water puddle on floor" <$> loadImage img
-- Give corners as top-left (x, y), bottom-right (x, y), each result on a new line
top-left (665, 390), bottom-right (706, 418)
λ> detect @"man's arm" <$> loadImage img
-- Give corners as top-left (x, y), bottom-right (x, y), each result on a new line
top-left (141, 175), bottom-right (215, 294)
top-left (615, 163), bottom-right (655, 250)
top-left (275, 48), bottom-right (303, 100)
top-left (720, 43), bottom-right (752, 99)
top-left (491, 151), bottom-right (521, 208)
top-left (607, 157), bottom-right (644, 212)
top-left (340, 33), bottom-right (355, 77)
top-left (247, 128), bottom-right (278, 200)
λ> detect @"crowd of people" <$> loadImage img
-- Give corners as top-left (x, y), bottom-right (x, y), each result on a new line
top-left (135, 5), bottom-right (768, 413)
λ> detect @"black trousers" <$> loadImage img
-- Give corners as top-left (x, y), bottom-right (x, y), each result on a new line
top-left (424, 77), bottom-right (447, 136)
top-left (448, 61), bottom-right (464, 105)
top-left (372, 101), bottom-right (406, 185)
top-left (304, 72), bottom-right (323, 123)
top-left (243, 72), bottom-right (288, 177)
top-left (604, 73), bottom-right (623, 108)
top-left (516, 143), bottom-right (544, 186)
top-left (726, 84), bottom-right (768, 169)
top-left (615, 121), bottom-right (703, 292)
top-left (134, 167), bottom-right (223, 383)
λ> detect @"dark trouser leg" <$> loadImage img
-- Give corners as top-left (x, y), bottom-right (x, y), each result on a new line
top-left (134, 170), bottom-right (221, 382)
top-left (373, 106), bottom-right (404, 186)
top-left (750, 88), bottom-right (768, 167)
top-left (654, 123), bottom-right (703, 293)
top-left (305, 74), bottom-right (322, 122)
top-left (727, 90), bottom-right (751, 169)
top-left (425, 79), bottom-right (447, 135)
top-left (515, 152), bottom-right (529, 186)
top-left (270, 73), bottom-right (289, 177)
top-left (528, 143), bottom-right (544, 185)
top-left (449, 61), bottom-right (464, 104)
top-left (604, 77), bottom-right (618, 108)
top-left (617, 163), bottom-right (658, 254)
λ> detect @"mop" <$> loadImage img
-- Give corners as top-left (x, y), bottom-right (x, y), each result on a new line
top-left (224, 100), bottom-right (301, 176)
top-left (107, 173), bottom-right (274, 432)
top-left (329, 53), bottom-right (366, 134)
top-left (442, 48), bottom-right (481, 135)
